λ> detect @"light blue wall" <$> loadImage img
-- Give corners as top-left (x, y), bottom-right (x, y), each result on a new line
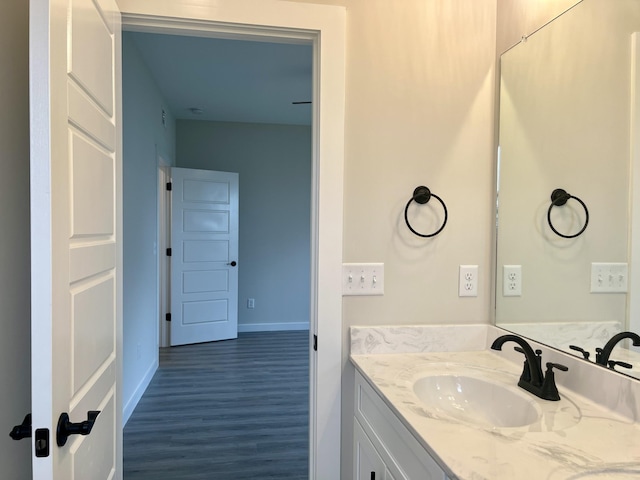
top-left (122, 33), bottom-right (176, 422)
top-left (176, 120), bottom-right (311, 331)
top-left (0, 0), bottom-right (31, 477)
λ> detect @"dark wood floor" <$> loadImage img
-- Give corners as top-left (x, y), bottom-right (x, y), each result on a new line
top-left (123, 330), bottom-right (310, 479)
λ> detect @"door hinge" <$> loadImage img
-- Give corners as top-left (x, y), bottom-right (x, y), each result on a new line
top-left (166, 313), bottom-right (172, 322)
top-left (166, 248), bottom-right (172, 256)
top-left (313, 334), bottom-right (318, 351)
top-left (166, 182), bottom-right (172, 191)
top-left (34, 428), bottom-right (49, 457)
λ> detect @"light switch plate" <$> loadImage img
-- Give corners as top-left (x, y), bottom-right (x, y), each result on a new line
top-left (591, 262), bottom-right (628, 293)
top-left (342, 263), bottom-right (384, 296)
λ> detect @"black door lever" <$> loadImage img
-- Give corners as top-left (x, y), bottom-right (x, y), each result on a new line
top-left (56, 411), bottom-right (100, 447)
top-left (9, 413), bottom-right (32, 440)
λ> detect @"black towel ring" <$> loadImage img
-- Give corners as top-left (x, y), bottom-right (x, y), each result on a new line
top-left (404, 186), bottom-right (448, 238)
top-left (547, 188), bottom-right (589, 239)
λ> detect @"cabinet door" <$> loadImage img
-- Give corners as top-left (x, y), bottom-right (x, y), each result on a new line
top-left (354, 419), bottom-right (386, 480)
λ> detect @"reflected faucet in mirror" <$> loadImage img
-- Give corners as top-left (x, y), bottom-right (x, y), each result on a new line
top-left (491, 334), bottom-right (568, 401)
top-left (570, 331), bottom-right (640, 372)
top-left (596, 332), bottom-right (640, 367)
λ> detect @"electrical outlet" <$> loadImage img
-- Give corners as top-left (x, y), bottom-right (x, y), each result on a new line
top-left (342, 263), bottom-right (384, 296)
top-left (247, 298), bottom-right (255, 309)
top-left (591, 263), bottom-right (628, 293)
top-left (458, 265), bottom-right (478, 297)
top-left (503, 265), bottom-right (522, 296)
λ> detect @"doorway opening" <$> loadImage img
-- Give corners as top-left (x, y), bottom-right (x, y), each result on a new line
top-left (118, 5), bottom-right (345, 477)
top-left (121, 22), bottom-right (314, 479)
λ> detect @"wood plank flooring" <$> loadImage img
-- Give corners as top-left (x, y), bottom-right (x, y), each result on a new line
top-left (123, 331), bottom-right (310, 479)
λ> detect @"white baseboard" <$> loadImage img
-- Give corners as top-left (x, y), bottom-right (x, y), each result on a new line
top-left (122, 358), bottom-right (158, 426)
top-left (238, 322), bottom-right (309, 333)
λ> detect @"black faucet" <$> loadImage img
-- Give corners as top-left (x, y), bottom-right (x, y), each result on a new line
top-left (595, 331), bottom-right (640, 366)
top-left (491, 334), bottom-right (568, 401)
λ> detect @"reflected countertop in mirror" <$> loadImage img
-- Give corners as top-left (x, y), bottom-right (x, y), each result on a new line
top-left (495, 0), bottom-right (640, 378)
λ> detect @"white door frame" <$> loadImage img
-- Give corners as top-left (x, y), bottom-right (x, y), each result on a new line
top-left (157, 153), bottom-right (171, 348)
top-left (118, 1), bottom-right (345, 478)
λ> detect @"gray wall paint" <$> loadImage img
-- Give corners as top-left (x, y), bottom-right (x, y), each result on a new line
top-left (122, 33), bottom-right (176, 421)
top-left (0, 0), bottom-right (31, 477)
top-left (176, 120), bottom-right (311, 330)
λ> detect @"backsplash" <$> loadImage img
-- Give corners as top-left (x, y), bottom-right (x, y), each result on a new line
top-left (350, 324), bottom-right (489, 355)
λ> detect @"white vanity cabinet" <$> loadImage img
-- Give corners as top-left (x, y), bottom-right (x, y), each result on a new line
top-left (354, 371), bottom-right (450, 480)
top-left (354, 418), bottom-right (395, 480)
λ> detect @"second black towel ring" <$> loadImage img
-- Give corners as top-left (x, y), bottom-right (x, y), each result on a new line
top-left (404, 186), bottom-right (448, 238)
top-left (547, 188), bottom-right (589, 239)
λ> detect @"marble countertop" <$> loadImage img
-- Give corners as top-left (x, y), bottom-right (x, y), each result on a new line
top-left (351, 348), bottom-right (640, 479)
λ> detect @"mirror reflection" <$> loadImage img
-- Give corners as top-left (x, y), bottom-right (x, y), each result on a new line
top-left (495, 0), bottom-right (640, 378)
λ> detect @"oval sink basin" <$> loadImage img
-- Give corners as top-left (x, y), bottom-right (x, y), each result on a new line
top-left (413, 374), bottom-right (540, 428)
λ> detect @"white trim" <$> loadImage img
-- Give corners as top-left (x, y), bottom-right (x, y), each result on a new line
top-left (118, 3), bottom-right (345, 478)
top-left (122, 358), bottom-right (158, 426)
top-left (238, 322), bottom-right (310, 333)
top-left (157, 161), bottom-right (171, 348)
top-left (29, 0), bottom-right (54, 475)
top-left (629, 32), bottom-right (640, 334)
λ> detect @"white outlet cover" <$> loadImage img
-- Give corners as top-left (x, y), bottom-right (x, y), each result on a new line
top-left (503, 265), bottom-right (522, 297)
top-left (458, 265), bottom-right (478, 297)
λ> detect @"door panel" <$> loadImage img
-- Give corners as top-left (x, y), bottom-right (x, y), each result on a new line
top-left (170, 167), bottom-right (239, 346)
top-left (30, 0), bottom-right (121, 477)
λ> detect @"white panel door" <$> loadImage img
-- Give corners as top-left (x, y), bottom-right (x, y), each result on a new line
top-left (170, 167), bottom-right (239, 346)
top-left (29, 0), bottom-right (121, 478)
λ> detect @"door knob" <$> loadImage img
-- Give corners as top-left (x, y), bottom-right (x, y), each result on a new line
top-left (56, 411), bottom-right (100, 446)
top-left (228, 261), bottom-right (237, 267)
top-left (9, 413), bottom-right (31, 440)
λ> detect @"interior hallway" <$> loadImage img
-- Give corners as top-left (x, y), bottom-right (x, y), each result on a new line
top-left (123, 330), bottom-right (309, 479)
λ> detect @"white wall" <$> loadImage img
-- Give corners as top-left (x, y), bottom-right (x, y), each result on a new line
top-left (306, 1), bottom-right (497, 476)
top-left (122, 33), bottom-right (176, 422)
top-left (496, 0), bottom-right (581, 54)
top-left (0, 1), bottom-right (31, 477)
top-left (176, 120), bottom-right (311, 332)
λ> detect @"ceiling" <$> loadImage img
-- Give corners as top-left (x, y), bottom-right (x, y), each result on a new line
top-left (126, 32), bottom-right (313, 126)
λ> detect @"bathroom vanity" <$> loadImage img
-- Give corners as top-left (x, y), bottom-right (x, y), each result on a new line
top-left (350, 325), bottom-right (640, 480)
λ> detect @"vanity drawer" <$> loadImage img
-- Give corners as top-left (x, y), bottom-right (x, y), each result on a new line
top-left (354, 371), bottom-right (450, 480)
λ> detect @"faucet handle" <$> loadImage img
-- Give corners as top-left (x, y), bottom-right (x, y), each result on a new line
top-left (607, 360), bottom-right (632, 371)
top-left (514, 346), bottom-right (542, 355)
top-left (546, 362), bottom-right (568, 372)
top-left (541, 362), bottom-right (568, 401)
top-left (569, 345), bottom-right (591, 360)
top-left (513, 347), bottom-right (543, 384)
top-left (595, 347), bottom-right (604, 364)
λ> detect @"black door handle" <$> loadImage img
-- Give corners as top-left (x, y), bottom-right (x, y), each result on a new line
top-left (56, 411), bottom-right (100, 446)
top-left (228, 261), bottom-right (237, 267)
top-left (9, 413), bottom-right (32, 440)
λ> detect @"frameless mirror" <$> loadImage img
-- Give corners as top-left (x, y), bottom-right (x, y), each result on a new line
top-left (495, 0), bottom-right (640, 379)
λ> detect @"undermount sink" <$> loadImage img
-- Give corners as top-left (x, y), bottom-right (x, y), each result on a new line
top-left (413, 374), bottom-right (540, 428)
top-left (405, 363), bottom-right (582, 431)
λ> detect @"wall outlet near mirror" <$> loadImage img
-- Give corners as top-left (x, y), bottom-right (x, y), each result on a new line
top-left (590, 263), bottom-right (628, 293)
top-left (458, 265), bottom-right (478, 297)
top-left (503, 265), bottom-right (522, 297)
